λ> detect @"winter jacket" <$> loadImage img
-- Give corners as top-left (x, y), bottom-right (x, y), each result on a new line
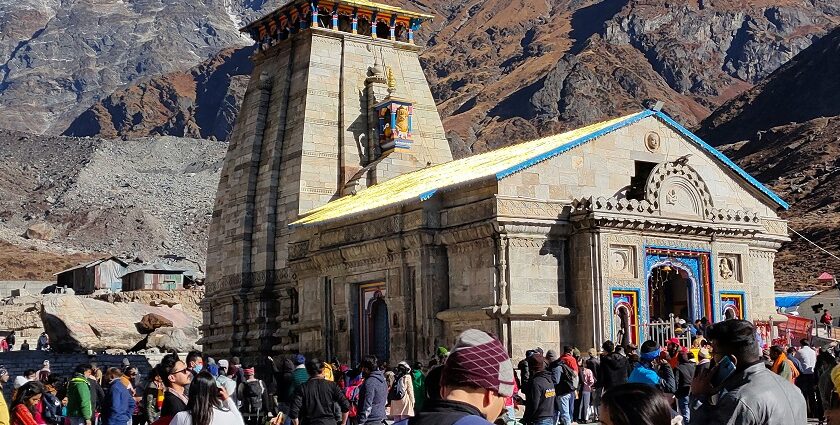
top-left (597, 353), bottom-right (628, 390)
top-left (690, 362), bottom-right (806, 425)
top-left (292, 367), bottom-right (310, 392)
top-left (517, 359), bottom-right (530, 389)
top-left (161, 388), bottom-right (188, 417)
top-left (67, 374), bottom-right (92, 420)
top-left (627, 362), bottom-right (676, 393)
top-left (104, 379), bottom-right (136, 425)
top-left (674, 362), bottom-right (696, 397)
top-left (390, 374), bottom-right (415, 417)
top-left (0, 387), bottom-right (10, 425)
top-left (523, 370), bottom-right (556, 424)
top-left (409, 399), bottom-right (492, 425)
top-left (411, 370), bottom-right (426, 413)
top-left (357, 370), bottom-right (387, 425)
top-left (289, 377), bottom-right (350, 425)
top-left (10, 404), bottom-right (37, 425)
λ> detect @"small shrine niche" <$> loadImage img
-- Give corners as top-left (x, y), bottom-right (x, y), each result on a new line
top-left (375, 65), bottom-right (414, 154)
top-left (377, 101), bottom-right (413, 153)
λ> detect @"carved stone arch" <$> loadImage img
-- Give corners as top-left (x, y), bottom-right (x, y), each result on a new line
top-left (645, 162), bottom-right (714, 219)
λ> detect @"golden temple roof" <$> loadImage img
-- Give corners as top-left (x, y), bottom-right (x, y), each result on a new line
top-left (292, 111), bottom-right (649, 226)
top-left (293, 109), bottom-right (789, 226)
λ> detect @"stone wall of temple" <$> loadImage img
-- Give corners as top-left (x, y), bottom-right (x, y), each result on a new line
top-left (204, 19), bottom-right (452, 360)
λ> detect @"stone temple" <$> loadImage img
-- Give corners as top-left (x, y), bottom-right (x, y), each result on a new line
top-left (202, 0), bottom-right (790, 364)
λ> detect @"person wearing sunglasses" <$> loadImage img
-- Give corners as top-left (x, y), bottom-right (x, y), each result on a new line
top-left (160, 354), bottom-right (193, 419)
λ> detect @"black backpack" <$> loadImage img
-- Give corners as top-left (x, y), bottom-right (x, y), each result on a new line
top-left (243, 380), bottom-right (265, 413)
top-left (388, 374), bottom-right (406, 401)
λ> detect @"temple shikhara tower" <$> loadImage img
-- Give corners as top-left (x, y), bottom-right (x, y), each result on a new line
top-left (203, 0), bottom-right (790, 363)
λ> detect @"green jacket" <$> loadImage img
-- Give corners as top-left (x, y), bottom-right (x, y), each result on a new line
top-left (67, 374), bottom-right (92, 420)
top-left (412, 370), bottom-right (426, 412)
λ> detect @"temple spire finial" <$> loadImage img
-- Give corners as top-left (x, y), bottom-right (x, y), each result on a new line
top-left (386, 65), bottom-right (397, 94)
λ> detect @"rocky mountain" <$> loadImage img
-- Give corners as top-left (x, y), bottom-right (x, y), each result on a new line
top-left (702, 26), bottom-right (840, 290)
top-left (10, 0), bottom-right (832, 155)
top-left (64, 47), bottom-right (255, 140)
top-left (0, 0), bottom-right (275, 135)
top-left (0, 130), bottom-right (226, 278)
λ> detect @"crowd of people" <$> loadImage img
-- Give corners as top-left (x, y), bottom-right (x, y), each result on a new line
top-left (5, 320), bottom-right (840, 425)
top-left (0, 332), bottom-right (50, 353)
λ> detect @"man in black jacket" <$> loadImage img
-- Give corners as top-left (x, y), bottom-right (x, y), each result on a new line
top-left (290, 358), bottom-right (350, 425)
top-left (523, 353), bottom-right (556, 425)
top-left (597, 341), bottom-right (628, 391)
top-left (410, 329), bottom-right (516, 425)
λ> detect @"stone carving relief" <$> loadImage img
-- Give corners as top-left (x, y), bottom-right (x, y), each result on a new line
top-left (610, 245), bottom-right (636, 278)
top-left (645, 132), bottom-right (661, 152)
top-left (717, 254), bottom-right (741, 282)
top-left (646, 162), bottom-right (713, 219)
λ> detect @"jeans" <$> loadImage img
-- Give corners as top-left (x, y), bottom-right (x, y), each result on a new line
top-left (68, 418), bottom-right (87, 425)
top-left (568, 391), bottom-right (576, 421)
top-left (556, 393), bottom-right (572, 425)
top-left (677, 395), bottom-right (690, 422)
top-left (578, 391), bottom-right (591, 422)
top-left (531, 417), bottom-right (554, 425)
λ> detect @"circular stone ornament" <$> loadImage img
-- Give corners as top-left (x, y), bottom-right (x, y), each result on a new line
top-left (645, 131), bottom-right (661, 152)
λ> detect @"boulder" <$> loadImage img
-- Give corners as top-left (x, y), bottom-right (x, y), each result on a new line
top-left (138, 313), bottom-right (174, 333)
top-left (24, 222), bottom-right (56, 240)
top-left (146, 327), bottom-right (201, 353)
top-left (41, 294), bottom-right (198, 352)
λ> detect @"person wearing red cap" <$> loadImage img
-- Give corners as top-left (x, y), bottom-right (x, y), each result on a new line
top-left (409, 329), bottom-right (515, 425)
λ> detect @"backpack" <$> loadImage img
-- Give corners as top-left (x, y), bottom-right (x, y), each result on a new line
top-left (41, 391), bottom-right (61, 424)
top-left (242, 380), bottom-right (265, 413)
top-left (344, 384), bottom-right (361, 417)
top-left (553, 362), bottom-right (577, 395)
top-left (388, 374), bottom-right (406, 401)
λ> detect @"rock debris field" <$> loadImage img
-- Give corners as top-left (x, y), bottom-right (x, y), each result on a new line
top-left (0, 130), bottom-right (226, 277)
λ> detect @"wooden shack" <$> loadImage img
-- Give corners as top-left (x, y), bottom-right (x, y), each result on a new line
top-left (54, 257), bottom-right (129, 294)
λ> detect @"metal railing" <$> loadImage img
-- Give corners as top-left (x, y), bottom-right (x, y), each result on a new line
top-left (640, 314), bottom-right (692, 348)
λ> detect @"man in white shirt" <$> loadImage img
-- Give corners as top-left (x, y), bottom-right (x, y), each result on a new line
top-left (794, 339), bottom-right (818, 417)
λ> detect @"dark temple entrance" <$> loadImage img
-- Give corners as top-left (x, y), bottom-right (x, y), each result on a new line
top-left (353, 283), bottom-right (390, 363)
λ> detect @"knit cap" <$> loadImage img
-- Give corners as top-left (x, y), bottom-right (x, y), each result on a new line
top-left (442, 329), bottom-right (515, 397)
top-left (545, 350), bottom-right (558, 362)
top-left (528, 353), bottom-right (547, 373)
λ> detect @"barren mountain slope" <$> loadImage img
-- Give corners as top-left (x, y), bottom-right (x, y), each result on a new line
top-left (706, 27), bottom-right (840, 290)
top-left (0, 130), bottom-right (226, 279)
top-left (56, 0), bottom-right (839, 155)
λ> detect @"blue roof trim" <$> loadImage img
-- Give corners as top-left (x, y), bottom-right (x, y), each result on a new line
top-left (494, 110), bottom-right (655, 180)
top-left (419, 189), bottom-right (437, 201)
top-left (653, 111), bottom-right (789, 210)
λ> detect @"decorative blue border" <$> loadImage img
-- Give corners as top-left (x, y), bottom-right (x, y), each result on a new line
top-left (653, 111), bottom-right (789, 209)
top-left (643, 245), bottom-right (717, 323)
top-left (487, 109), bottom-right (788, 210)
top-left (609, 287), bottom-right (642, 343)
top-left (719, 290), bottom-right (748, 319)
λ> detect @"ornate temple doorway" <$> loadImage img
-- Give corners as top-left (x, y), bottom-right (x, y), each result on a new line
top-left (644, 247), bottom-right (715, 324)
top-left (356, 283), bottom-right (390, 363)
top-left (648, 265), bottom-right (692, 321)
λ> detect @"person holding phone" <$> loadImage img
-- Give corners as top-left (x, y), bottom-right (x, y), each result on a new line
top-left (689, 320), bottom-right (806, 424)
